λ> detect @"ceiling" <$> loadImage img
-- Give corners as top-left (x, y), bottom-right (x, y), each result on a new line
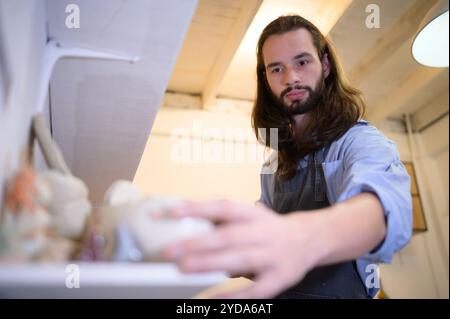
top-left (167, 0), bottom-right (449, 124)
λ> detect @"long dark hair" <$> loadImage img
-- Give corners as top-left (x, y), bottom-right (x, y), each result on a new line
top-left (252, 15), bottom-right (366, 180)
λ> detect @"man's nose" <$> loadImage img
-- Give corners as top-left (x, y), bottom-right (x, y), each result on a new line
top-left (283, 67), bottom-right (301, 86)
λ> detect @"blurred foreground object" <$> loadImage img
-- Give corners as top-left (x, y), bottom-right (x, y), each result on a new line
top-left (80, 180), bottom-right (213, 262)
top-left (0, 114), bottom-right (91, 261)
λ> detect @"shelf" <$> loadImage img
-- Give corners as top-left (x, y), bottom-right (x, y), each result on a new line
top-left (0, 262), bottom-right (227, 299)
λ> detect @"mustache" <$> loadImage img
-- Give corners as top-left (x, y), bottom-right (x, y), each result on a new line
top-left (280, 85), bottom-right (313, 100)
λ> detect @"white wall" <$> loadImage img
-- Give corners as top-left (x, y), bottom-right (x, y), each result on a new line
top-left (380, 115), bottom-right (449, 298)
top-left (0, 0), bottom-right (47, 208)
top-left (416, 115), bottom-right (449, 259)
top-left (133, 106), bottom-right (263, 203)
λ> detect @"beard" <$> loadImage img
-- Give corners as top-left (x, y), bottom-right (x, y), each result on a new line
top-left (277, 74), bottom-right (325, 116)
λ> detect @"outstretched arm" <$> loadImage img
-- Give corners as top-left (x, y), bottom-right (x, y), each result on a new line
top-left (162, 192), bottom-right (385, 299)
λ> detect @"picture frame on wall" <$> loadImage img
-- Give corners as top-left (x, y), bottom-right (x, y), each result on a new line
top-left (402, 161), bottom-right (427, 233)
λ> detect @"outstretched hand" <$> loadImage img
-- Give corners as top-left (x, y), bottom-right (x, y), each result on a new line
top-left (162, 200), bottom-right (327, 298)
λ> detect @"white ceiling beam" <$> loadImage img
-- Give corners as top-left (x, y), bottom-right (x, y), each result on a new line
top-left (348, 0), bottom-right (438, 86)
top-left (368, 67), bottom-right (444, 123)
top-left (201, 0), bottom-right (262, 108)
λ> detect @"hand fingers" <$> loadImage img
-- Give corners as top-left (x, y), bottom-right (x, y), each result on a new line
top-left (178, 246), bottom-right (270, 276)
top-left (163, 223), bottom-right (263, 260)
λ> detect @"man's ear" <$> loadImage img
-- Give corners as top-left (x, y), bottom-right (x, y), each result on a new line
top-left (322, 53), bottom-right (330, 79)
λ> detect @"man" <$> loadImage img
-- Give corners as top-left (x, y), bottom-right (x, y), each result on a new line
top-left (163, 15), bottom-right (412, 299)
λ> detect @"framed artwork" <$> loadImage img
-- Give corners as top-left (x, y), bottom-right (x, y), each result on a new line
top-left (403, 161), bottom-right (427, 233)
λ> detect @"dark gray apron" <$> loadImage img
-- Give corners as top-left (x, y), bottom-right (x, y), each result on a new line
top-left (273, 146), bottom-right (368, 299)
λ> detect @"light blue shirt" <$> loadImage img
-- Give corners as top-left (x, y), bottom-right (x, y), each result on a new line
top-left (259, 121), bottom-right (412, 298)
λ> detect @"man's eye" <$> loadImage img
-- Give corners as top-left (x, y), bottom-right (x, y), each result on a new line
top-left (297, 60), bottom-right (309, 66)
top-left (270, 67), bottom-right (282, 74)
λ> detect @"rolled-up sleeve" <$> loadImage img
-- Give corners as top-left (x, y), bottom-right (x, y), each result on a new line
top-left (334, 126), bottom-right (412, 263)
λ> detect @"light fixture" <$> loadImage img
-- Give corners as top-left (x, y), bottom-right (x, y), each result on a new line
top-left (412, 0), bottom-right (449, 68)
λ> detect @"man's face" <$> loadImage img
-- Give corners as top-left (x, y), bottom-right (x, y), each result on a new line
top-left (262, 28), bottom-right (330, 115)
